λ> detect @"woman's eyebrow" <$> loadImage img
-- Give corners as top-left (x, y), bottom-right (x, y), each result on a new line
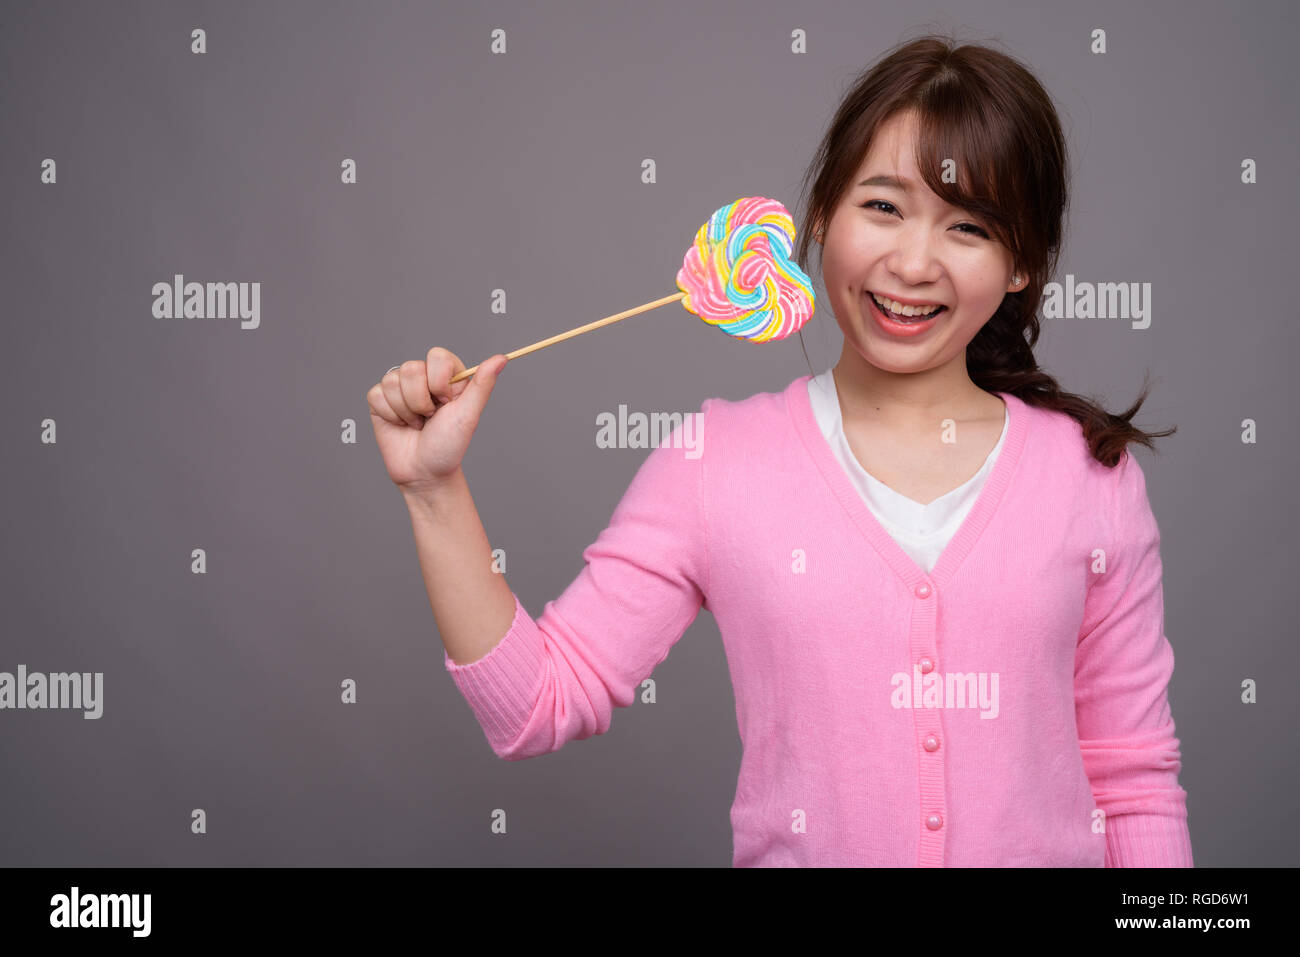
top-left (858, 174), bottom-right (912, 191)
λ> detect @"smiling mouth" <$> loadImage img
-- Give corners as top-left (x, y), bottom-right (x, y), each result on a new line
top-left (865, 290), bottom-right (948, 323)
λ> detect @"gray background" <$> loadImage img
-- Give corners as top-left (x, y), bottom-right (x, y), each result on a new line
top-left (1, 0), bottom-right (1295, 866)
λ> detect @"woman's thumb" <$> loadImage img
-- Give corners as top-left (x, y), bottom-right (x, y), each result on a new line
top-left (456, 354), bottom-right (508, 426)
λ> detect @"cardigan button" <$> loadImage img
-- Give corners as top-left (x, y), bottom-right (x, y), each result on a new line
top-left (923, 734), bottom-right (940, 752)
top-left (926, 813), bottom-right (943, 830)
top-left (914, 582), bottom-right (932, 599)
top-left (918, 657), bottom-right (934, 674)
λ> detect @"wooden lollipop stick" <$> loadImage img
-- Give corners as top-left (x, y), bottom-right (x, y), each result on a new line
top-left (450, 291), bottom-right (687, 384)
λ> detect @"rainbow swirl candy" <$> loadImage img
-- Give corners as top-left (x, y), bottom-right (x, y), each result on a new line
top-left (676, 196), bottom-right (815, 342)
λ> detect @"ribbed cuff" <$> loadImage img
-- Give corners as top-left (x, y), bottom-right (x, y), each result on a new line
top-left (1104, 811), bottom-right (1194, 867)
top-left (443, 593), bottom-right (547, 756)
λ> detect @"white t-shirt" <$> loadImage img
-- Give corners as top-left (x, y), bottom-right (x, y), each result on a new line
top-left (806, 368), bottom-right (1010, 575)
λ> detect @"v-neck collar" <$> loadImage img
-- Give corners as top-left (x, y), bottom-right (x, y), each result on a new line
top-left (785, 374), bottom-right (1030, 590)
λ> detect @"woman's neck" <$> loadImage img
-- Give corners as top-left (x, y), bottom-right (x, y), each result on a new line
top-left (831, 351), bottom-right (1000, 432)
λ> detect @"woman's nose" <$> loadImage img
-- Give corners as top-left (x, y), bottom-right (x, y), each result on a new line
top-left (886, 237), bottom-right (943, 285)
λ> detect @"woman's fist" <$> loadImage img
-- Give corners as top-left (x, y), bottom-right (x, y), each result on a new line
top-left (366, 348), bottom-right (508, 492)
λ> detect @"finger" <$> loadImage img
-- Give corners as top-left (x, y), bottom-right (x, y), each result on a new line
top-left (381, 365), bottom-right (424, 428)
top-left (453, 354), bottom-right (508, 434)
top-left (396, 361), bottom-right (437, 419)
top-left (366, 383), bottom-right (402, 425)
top-left (426, 347), bottom-right (466, 404)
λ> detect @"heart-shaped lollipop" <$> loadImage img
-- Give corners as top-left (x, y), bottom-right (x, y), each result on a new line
top-left (451, 196), bottom-right (816, 383)
top-left (676, 196), bottom-right (816, 342)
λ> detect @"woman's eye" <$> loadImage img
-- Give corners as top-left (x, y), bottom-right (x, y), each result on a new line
top-left (860, 199), bottom-right (989, 238)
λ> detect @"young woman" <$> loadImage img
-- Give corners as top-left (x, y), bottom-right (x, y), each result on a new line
top-left (367, 33), bottom-right (1191, 868)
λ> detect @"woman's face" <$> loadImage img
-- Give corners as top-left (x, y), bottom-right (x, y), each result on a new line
top-left (820, 110), bottom-right (1020, 376)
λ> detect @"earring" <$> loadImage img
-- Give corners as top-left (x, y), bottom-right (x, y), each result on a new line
top-left (1011, 275), bottom-right (1022, 287)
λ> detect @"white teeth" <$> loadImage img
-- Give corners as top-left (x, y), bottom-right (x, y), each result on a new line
top-left (871, 292), bottom-right (942, 317)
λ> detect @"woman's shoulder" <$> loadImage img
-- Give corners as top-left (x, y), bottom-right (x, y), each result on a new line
top-left (686, 375), bottom-right (807, 462)
top-left (703, 374), bottom-right (806, 419)
top-left (1014, 395), bottom-right (1146, 497)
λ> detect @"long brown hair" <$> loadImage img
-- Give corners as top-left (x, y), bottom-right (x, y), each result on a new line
top-left (793, 30), bottom-right (1174, 467)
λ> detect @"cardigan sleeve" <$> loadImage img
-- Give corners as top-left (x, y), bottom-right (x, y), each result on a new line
top-left (441, 402), bottom-right (711, 761)
top-left (1075, 449), bottom-right (1194, 867)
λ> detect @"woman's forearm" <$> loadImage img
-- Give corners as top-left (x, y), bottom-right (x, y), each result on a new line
top-left (401, 467), bottom-right (517, 666)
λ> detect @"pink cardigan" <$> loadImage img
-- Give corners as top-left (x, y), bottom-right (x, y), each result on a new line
top-left (444, 374), bottom-right (1194, 867)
